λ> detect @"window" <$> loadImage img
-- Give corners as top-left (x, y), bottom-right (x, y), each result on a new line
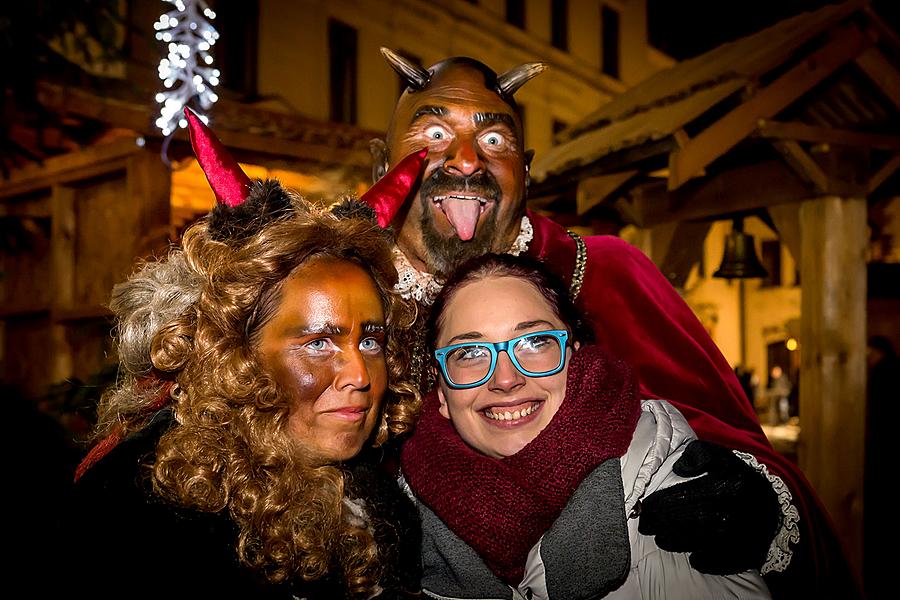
top-left (211, 0), bottom-right (259, 97)
top-left (761, 240), bottom-right (782, 287)
top-left (506, 0), bottom-right (525, 29)
top-left (551, 0), bottom-right (568, 51)
top-left (601, 5), bottom-right (620, 79)
top-left (328, 19), bottom-right (357, 124)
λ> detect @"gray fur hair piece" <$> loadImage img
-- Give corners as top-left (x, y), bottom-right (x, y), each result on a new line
top-left (109, 250), bottom-right (203, 377)
top-left (496, 62), bottom-right (547, 97)
top-left (381, 47), bottom-right (431, 91)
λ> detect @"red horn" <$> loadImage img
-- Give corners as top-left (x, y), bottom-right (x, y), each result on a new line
top-left (184, 108), bottom-right (252, 208)
top-left (361, 148), bottom-right (427, 228)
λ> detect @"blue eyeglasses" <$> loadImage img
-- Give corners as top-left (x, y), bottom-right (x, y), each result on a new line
top-left (434, 330), bottom-right (569, 389)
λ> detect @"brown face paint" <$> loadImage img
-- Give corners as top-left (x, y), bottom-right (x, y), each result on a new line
top-left (386, 62), bottom-right (527, 277)
top-left (257, 257), bottom-right (388, 464)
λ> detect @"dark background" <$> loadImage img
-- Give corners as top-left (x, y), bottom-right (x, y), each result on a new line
top-left (649, 0), bottom-right (900, 60)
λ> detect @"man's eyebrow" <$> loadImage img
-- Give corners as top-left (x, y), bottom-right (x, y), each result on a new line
top-left (410, 105), bottom-right (448, 125)
top-left (473, 112), bottom-right (517, 131)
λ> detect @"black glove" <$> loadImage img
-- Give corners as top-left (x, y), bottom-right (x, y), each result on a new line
top-left (637, 440), bottom-right (782, 575)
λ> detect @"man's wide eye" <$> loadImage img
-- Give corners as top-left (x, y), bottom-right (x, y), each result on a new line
top-left (481, 132), bottom-right (505, 146)
top-left (425, 126), bottom-right (448, 140)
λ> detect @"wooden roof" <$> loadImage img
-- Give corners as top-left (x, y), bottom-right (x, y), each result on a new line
top-left (532, 0), bottom-right (899, 203)
top-left (6, 79), bottom-right (380, 178)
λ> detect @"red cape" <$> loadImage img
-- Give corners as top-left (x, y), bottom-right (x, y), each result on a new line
top-left (526, 210), bottom-right (858, 598)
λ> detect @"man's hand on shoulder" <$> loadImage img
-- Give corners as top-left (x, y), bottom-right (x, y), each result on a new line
top-left (638, 440), bottom-right (782, 575)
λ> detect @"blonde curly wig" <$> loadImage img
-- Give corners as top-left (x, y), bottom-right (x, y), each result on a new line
top-left (94, 194), bottom-right (419, 596)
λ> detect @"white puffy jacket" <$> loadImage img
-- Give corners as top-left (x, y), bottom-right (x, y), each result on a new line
top-left (409, 400), bottom-right (771, 600)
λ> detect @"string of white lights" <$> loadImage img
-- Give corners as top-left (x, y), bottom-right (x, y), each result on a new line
top-left (153, 0), bottom-right (220, 135)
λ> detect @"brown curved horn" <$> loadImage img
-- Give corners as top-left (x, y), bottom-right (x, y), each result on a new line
top-left (380, 47), bottom-right (431, 91)
top-left (496, 62), bottom-right (547, 97)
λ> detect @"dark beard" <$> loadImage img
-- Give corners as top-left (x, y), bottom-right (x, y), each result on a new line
top-left (417, 169), bottom-right (507, 277)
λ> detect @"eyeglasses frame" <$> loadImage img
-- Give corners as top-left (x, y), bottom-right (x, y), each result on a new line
top-left (433, 329), bottom-right (570, 390)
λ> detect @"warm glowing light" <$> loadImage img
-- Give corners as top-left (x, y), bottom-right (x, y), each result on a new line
top-left (154, 0), bottom-right (219, 135)
top-left (786, 338), bottom-right (798, 351)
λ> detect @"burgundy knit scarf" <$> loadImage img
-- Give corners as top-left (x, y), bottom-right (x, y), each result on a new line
top-left (401, 345), bottom-right (640, 585)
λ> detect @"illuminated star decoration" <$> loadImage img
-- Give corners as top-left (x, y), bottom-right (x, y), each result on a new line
top-left (153, 0), bottom-right (220, 136)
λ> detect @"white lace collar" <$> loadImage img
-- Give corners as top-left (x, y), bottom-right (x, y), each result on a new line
top-left (392, 215), bottom-right (533, 306)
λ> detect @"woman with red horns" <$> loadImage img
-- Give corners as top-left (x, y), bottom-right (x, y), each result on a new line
top-left (64, 110), bottom-right (428, 599)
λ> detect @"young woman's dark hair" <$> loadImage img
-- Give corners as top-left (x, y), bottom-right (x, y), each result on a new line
top-left (426, 253), bottom-right (592, 354)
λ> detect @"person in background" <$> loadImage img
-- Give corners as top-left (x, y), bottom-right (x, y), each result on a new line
top-left (734, 365), bottom-right (760, 408)
top-left (767, 366), bottom-right (792, 425)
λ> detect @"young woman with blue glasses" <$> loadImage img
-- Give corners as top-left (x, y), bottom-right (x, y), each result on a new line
top-left (400, 253), bottom-right (771, 600)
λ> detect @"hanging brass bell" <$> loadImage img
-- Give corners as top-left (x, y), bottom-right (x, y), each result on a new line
top-left (713, 218), bottom-right (768, 279)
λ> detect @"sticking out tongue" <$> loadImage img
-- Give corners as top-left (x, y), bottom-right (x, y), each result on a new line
top-left (442, 198), bottom-right (481, 241)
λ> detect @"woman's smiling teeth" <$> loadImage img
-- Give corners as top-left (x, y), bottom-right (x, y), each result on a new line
top-left (483, 402), bottom-right (539, 421)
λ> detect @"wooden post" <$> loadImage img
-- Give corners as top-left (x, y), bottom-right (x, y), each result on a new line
top-left (49, 185), bottom-right (76, 383)
top-left (798, 194), bottom-right (866, 581)
top-left (127, 150), bottom-right (173, 256)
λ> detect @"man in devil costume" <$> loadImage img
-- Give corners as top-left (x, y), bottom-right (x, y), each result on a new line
top-left (365, 49), bottom-right (859, 598)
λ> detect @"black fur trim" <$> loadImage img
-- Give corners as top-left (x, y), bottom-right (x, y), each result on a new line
top-left (208, 179), bottom-right (295, 242)
top-left (329, 197), bottom-right (379, 224)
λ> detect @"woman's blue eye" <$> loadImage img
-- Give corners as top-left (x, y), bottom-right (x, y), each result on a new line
top-left (360, 337), bottom-right (382, 352)
top-left (520, 335), bottom-right (551, 350)
top-left (454, 346), bottom-right (490, 362)
top-left (306, 339), bottom-right (327, 351)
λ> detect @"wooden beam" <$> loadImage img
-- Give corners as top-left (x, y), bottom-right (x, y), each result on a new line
top-left (0, 139), bottom-right (137, 199)
top-left (668, 129), bottom-right (705, 190)
top-left (868, 153), bottom-right (900, 194)
top-left (35, 81), bottom-right (378, 170)
top-left (528, 137), bottom-right (676, 197)
top-left (668, 25), bottom-right (872, 190)
top-left (627, 160), bottom-right (811, 227)
top-left (771, 140), bottom-right (830, 194)
top-left (855, 46), bottom-right (900, 110)
top-left (658, 221), bottom-right (712, 289)
top-left (798, 195), bottom-right (866, 582)
top-left (863, 4), bottom-right (900, 52)
top-left (127, 150), bottom-right (174, 259)
top-left (757, 119), bottom-right (900, 151)
top-left (767, 203), bottom-right (802, 266)
top-left (575, 170), bottom-right (638, 215)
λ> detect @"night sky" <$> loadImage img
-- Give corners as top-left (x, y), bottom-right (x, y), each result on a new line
top-left (648, 0), bottom-right (899, 60)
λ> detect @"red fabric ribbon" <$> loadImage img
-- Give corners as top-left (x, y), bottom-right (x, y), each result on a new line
top-left (74, 380), bottom-right (174, 482)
